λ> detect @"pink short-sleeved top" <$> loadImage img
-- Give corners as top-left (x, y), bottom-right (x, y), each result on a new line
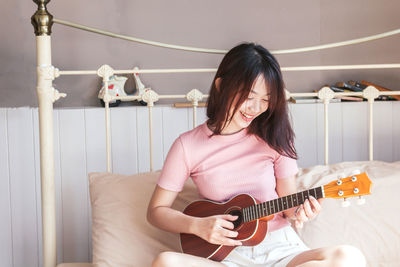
top-left (157, 122), bottom-right (298, 232)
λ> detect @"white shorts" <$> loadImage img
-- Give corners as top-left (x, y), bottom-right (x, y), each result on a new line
top-left (221, 226), bottom-right (309, 267)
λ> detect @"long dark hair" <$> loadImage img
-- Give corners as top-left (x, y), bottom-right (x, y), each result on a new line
top-left (206, 42), bottom-right (297, 159)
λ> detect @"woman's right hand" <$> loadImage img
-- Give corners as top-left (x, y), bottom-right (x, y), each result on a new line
top-left (192, 214), bottom-right (242, 246)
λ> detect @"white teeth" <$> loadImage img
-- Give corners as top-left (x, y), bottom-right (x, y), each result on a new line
top-left (241, 112), bottom-right (253, 119)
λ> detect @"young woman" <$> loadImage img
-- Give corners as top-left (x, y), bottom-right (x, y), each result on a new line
top-left (147, 43), bottom-right (366, 267)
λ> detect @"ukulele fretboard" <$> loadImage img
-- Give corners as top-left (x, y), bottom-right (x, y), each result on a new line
top-left (242, 186), bottom-right (324, 223)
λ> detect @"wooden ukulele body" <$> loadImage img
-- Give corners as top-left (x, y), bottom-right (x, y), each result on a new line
top-left (180, 194), bottom-right (273, 261)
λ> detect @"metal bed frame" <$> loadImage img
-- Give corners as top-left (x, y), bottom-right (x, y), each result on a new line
top-left (31, 1), bottom-right (400, 266)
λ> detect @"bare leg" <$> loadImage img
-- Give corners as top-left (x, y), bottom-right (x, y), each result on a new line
top-left (153, 245), bottom-right (366, 267)
top-left (287, 245), bottom-right (366, 267)
top-left (152, 251), bottom-right (227, 267)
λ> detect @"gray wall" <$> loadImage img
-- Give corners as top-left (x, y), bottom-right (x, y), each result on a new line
top-left (2, 0), bottom-right (400, 107)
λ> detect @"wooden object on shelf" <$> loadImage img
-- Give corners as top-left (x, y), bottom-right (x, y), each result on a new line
top-left (174, 102), bottom-right (207, 108)
top-left (360, 80), bottom-right (400, 101)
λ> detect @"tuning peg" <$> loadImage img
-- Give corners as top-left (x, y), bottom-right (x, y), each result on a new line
top-left (357, 196), bottom-right (366, 205)
top-left (350, 169), bottom-right (361, 176)
top-left (341, 198), bottom-right (351, 207)
top-left (336, 173), bottom-right (345, 185)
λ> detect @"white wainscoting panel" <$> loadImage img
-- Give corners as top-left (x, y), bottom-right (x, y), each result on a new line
top-left (316, 103), bottom-right (344, 165)
top-left (84, 108), bottom-right (108, 263)
top-left (373, 102), bottom-right (393, 162)
top-left (187, 107), bottom-right (208, 130)
top-left (136, 106), bottom-right (164, 172)
top-left (392, 102), bottom-right (400, 161)
top-left (85, 108), bottom-right (107, 174)
top-left (161, 106), bottom-right (190, 160)
top-left (0, 109), bottom-right (13, 267)
top-left (110, 107), bottom-right (138, 175)
top-left (342, 102), bottom-right (369, 161)
top-left (58, 109), bottom-right (90, 263)
top-left (32, 109), bottom-right (42, 267)
top-left (290, 103), bottom-right (319, 168)
top-left (0, 102), bottom-right (399, 266)
top-left (7, 108), bottom-right (39, 267)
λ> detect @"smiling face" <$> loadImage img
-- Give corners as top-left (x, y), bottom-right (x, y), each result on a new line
top-left (222, 75), bottom-right (270, 134)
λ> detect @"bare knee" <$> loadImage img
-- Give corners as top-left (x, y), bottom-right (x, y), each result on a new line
top-left (152, 251), bottom-right (180, 267)
top-left (330, 245), bottom-right (366, 267)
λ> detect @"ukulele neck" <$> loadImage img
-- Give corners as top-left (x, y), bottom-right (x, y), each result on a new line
top-left (242, 186), bottom-right (324, 223)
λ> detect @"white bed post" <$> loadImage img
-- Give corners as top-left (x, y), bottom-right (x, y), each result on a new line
top-left (31, 1), bottom-right (61, 267)
top-left (363, 86), bottom-right (380, 161)
top-left (97, 65), bottom-right (115, 172)
top-left (141, 89), bottom-right (159, 172)
top-left (318, 87), bottom-right (335, 165)
top-left (186, 89), bottom-right (204, 129)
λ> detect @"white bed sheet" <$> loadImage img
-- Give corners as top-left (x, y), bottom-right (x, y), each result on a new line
top-left (295, 161), bottom-right (400, 267)
top-left (61, 160), bottom-right (399, 267)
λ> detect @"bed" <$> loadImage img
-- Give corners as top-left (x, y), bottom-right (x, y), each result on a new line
top-left (30, 1), bottom-right (400, 266)
top-left (53, 160), bottom-right (400, 267)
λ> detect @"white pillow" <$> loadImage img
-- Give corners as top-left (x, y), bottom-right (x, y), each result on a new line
top-left (89, 171), bottom-right (198, 267)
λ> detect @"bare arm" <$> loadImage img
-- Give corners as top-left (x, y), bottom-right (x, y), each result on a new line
top-left (147, 185), bottom-right (196, 234)
top-left (147, 185), bottom-right (242, 246)
top-left (276, 176), bottom-right (322, 228)
top-left (276, 175), bottom-right (298, 219)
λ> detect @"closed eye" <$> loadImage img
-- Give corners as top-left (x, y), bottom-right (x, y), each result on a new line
top-left (247, 98), bottom-right (268, 102)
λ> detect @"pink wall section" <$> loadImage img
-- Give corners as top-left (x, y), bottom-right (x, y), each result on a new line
top-left (2, 0), bottom-right (400, 107)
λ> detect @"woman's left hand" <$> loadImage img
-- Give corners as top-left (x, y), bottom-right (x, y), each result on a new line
top-left (293, 195), bottom-right (323, 229)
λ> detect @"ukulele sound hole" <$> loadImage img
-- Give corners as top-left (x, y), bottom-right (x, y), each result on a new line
top-left (228, 209), bottom-right (242, 229)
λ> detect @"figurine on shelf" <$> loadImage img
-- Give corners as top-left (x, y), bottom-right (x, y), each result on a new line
top-left (98, 67), bottom-right (148, 107)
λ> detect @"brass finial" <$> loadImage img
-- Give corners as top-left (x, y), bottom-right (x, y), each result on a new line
top-left (31, 0), bottom-right (53, 36)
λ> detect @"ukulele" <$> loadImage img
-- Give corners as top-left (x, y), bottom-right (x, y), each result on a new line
top-left (180, 172), bottom-right (372, 261)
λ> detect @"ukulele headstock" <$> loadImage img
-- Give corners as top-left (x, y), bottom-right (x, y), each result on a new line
top-left (323, 172), bottom-right (372, 199)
